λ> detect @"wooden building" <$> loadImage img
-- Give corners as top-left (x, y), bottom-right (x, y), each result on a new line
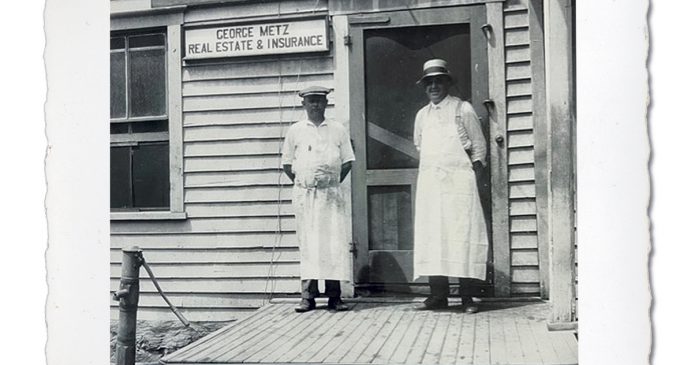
top-left (110, 0), bottom-right (576, 326)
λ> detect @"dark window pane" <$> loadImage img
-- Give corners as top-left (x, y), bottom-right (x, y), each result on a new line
top-left (110, 123), bottom-right (130, 134)
top-left (129, 34), bottom-right (165, 48)
top-left (110, 51), bottom-right (127, 118)
top-left (129, 49), bottom-right (166, 117)
top-left (132, 142), bottom-right (169, 208)
top-left (110, 37), bottom-right (125, 50)
top-left (130, 120), bottom-right (168, 133)
top-left (111, 147), bottom-right (132, 208)
top-left (364, 24), bottom-right (471, 169)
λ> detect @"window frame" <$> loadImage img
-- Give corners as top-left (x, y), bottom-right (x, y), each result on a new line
top-left (110, 10), bottom-right (186, 221)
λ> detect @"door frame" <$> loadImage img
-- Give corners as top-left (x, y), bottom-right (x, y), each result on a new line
top-left (347, 4), bottom-right (510, 296)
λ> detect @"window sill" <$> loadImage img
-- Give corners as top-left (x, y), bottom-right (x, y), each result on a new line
top-left (110, 211), bottom-right (187, 221)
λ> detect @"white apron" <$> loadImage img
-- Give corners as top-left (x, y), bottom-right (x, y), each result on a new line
top-left (291, 138), bottom-right (351, 281)
top-left (413, 101), bottom-right (489, 280)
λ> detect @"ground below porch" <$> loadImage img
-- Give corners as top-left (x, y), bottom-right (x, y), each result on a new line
top-left (161, 299), bottom-right (577, 365)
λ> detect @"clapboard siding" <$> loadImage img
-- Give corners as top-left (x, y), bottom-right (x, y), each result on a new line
top-left (183, 0), bottom-right (328, 23)
top-left (184, 123), bottom-right (293, 142)
top-left (183, 74), bottom-right (334, 97)
top-left (110, 247), bottom-right (300, 264)
top-left (111, 3), bottom-right (335, 320)
top-left (110, 278), bottom-right (301, 294)
top-left (182, 57), bottom-right (333, 81)
top-left (110, 293), bottom-right (285, 310)
top-left (185, 155), bottom-right (283, 172)
top-left (111, 232), bottom-right (298, 249)
top-left (111, 262), bottom-right (300, 278)
top-left (185, 186), bottom-right (294, 203)
top-left (504, 0), bottom-right (540, 296)
top-left (184, 201), bottom-right (295, 218)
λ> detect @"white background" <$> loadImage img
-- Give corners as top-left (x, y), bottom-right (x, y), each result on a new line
top-left (0, 1), bottom-right (677, 364)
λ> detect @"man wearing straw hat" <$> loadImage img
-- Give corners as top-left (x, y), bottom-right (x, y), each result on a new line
top-left (282, 86), bottom-right (355, 313)
top-left (412, 59), bottom-right (489, 313)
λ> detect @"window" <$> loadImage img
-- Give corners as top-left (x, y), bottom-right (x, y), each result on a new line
top-left (110, 31), bottom-right (170, 211)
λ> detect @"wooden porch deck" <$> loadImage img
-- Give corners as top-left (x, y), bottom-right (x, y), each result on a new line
top-left (161, 300), bottom-right (577, 365)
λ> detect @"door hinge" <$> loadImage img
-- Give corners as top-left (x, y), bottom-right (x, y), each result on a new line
top-left (344, 35), bottom-right (352, 46)
top-left (350, 241), bottom-right (358, 257)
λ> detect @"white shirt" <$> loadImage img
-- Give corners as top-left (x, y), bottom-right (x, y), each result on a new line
top-left (413, 95), bottom-right (487, 166)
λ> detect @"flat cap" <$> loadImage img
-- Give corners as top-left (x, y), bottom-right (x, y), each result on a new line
top-left (298, 86), bottom-right (331, 97)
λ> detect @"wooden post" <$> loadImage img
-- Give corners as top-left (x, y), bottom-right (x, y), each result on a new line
top-left (544, 0), bottom-right (576, 325)
top-left (485, 1), bottom-right (511, 298)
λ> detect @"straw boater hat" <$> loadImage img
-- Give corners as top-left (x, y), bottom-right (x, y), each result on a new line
top-left (298, 86), bottom-right (331, 98)
top-left (417, 59), bottom-right (453, 85)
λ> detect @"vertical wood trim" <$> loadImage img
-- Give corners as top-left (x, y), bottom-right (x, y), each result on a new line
top-left (486, 2), bottom-right (511, 297)
top-left (333, 15), bottom-right (355, 297)
top-left (347, 23), bottom-right (370, 284)
top-left (528, 0), bottom-right (550, 299)
top-left (168, 23), bottom-right (185, 213)
top-left (545, 0), bottom-right (575, 324)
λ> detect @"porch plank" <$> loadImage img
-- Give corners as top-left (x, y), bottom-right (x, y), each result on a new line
top-left (220, 304), bottom-right (305, 362)
top-left (355, 307), bottom-right (406, 363)
top-left (421, 312), bottom-right (450, 364)
top-left (166, 303), bottom-right (285, 362)
top-left (340, 307), bottom-right (394, 363)
top-left (212, 306), bottom-right (294, 362)
top-left (438, 313), bottom-right (463, 364)
top-left (489, 312), bottom-right (508, 365)
top-left (371, 306), bottom-right (416, 363)
top-left (277, 307), bottom-right (354, 362)
top-left (549, 331), bottom-right (578, 363)
top-left (388, 310), bottom-right (429, 363)
top-left (323, 305), bottom-right (388, 363)
top-left (255, 309), bottom-right (332, 363)
top-left (529, 319), bottom-right (562, 365)
top-left (404, 311), bottom-right (438, 364)
top-left (502, 315), bottom-right (525, 364)
top-left (296, 307), bottom-right (357, 362)
top-left (473, 312), bottom-right (492, 365)
top-left (515, 315), bottom-right (544, 364)
top-left (161, 301), bottom-right (579, 365)
top-left (455, 314), bottom-right (476, 365)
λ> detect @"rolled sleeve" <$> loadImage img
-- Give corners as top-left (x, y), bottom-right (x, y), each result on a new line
top-left (413, 110), bottom-right (423, 151)
top-left (339, 129), bottom-right (356, 163)
top-left (281, 128), bottom-right (295, 166)
top-left (461, 102), bottom-right (487, 166)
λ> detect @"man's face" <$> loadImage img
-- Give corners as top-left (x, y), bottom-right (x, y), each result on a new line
top-left (423, 75), bottom-right (451, 104)
top-left (302, 95), bottom-right (328, 119)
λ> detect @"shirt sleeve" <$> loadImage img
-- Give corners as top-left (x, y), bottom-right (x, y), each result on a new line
top-left (461, 101), bottom-right (487, 166)
top-left (281, 126), bottom-right (295, 166)
top-left (339, 127), bottom-right (356, 164)
top-left (413, 109), bottom-right (423, 151)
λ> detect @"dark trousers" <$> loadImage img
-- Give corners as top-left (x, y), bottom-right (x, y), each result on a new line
top-left (301, 279), bottom-right (341, 299)
top-left (429, 276), bottom-right (482, 304)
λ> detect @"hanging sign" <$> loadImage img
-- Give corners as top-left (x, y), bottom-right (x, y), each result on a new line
top-left (184, 18), bottom-right (329, 59)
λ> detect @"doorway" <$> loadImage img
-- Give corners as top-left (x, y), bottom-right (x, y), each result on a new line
top-left (348, 6), bottom-right (493, 295)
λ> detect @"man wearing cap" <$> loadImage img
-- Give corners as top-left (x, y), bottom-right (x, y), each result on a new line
top-left (412, 59), bottom-right (489, 313)
top-left (281, 86), bottom-right (355, 313)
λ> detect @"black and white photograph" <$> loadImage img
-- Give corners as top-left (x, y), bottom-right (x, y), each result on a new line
top-left (18, 0), bottom-right (666, 365)
top-left (107, 1), bottom-right (578, 364)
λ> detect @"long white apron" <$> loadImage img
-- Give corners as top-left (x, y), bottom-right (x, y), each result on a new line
top-left (413, 103), bottom-right (489, 280)
top-left (291, 142), bottom-right (351, 281)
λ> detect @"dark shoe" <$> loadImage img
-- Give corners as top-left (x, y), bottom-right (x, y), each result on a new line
top-left (327, 297), bottom-right (349, 312)
top-left (464, 304), bottom-right (479, 314)
top-left (295, 298), bottom-right (316, 313)
top-left (416, 296), bottom-right (448, 310)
